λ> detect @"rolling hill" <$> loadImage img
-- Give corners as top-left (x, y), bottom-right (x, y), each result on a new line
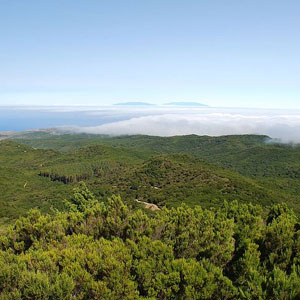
top-left (2, 132), bottom-right (300, 298)
top-left (2, 133), bottom-right (300, 226)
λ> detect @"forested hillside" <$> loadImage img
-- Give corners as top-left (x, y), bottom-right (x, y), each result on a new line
top-left (1, 184), bottom-right (300, 299)
top-left (12, 132), bottom-right (300, 178)
top-left (2, 133), bottom-right (300, 298)
top-left (0, 141), bottom-right (71, 227)
top-left (5, 132), bottom-right (300, 214)
top-left (2, 135), bottom-right (300, 226)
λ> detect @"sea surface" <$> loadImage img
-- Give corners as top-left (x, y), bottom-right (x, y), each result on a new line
top-left (0, 106), bottom-right (134, 132)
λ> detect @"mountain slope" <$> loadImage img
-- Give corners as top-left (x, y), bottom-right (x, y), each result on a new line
top-left (13, 132), bottom-right (300, 178)
top-left (2, 138), bottom-right (300, 226)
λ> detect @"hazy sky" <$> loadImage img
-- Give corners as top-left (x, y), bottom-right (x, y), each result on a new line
top-left (1, 0), bottom-right (299, 108)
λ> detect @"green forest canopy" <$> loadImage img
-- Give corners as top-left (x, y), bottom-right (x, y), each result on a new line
top-left (2, 136), bottom-right (300, 226)
top-left (2, 133), bottom-right (300, 226)
top-left (2, 133), bottom-right (300, 298)
top-left (1, 183), bottom-right (300, 299)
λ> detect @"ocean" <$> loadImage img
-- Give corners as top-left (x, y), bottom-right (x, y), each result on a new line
top-left (0, 106), bottom-right (133, 132)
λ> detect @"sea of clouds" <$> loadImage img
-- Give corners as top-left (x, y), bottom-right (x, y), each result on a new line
top-left (2, 105), bottom-right (300, 143)
top-left (54, 106), bottom-right (300, 143)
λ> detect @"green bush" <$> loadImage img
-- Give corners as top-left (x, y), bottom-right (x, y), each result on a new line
top-left (1, 184), bottom-right (300, 299)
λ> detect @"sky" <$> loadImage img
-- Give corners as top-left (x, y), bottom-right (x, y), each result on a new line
top-left (0, 0), bottom-right (299, 108)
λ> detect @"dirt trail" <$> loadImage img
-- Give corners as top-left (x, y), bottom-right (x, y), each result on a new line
top-left (135, 199), bottom-right (160, 211)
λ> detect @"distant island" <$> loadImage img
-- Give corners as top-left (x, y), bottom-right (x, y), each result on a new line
top-left (164, 102), bottom-right (208, 107)
top-left (114, 102), bottom-right (155, 106)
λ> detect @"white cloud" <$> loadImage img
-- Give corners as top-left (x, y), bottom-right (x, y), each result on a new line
top-left (60, 108), bottom-right (300, 143)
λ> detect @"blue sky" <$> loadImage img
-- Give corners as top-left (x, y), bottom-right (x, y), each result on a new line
top-left (0, 0), bottom-right (299, 108)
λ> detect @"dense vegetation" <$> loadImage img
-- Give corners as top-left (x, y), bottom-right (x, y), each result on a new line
top-left (12, 132), bottom-right (300, 210)
top-left (0, 141), bottom-right (71, 228)
top-left (2, 133), bottom-right (300, 298)
top-left (1, 183), bottom-right (300, 299)
top-left (2, 136), bottom-right (300, 226)
top-left (13, 132), bottom-right (300, 178)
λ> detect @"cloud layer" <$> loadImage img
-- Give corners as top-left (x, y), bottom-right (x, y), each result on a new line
top-left (60, 107), bottom-right (300, 143)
